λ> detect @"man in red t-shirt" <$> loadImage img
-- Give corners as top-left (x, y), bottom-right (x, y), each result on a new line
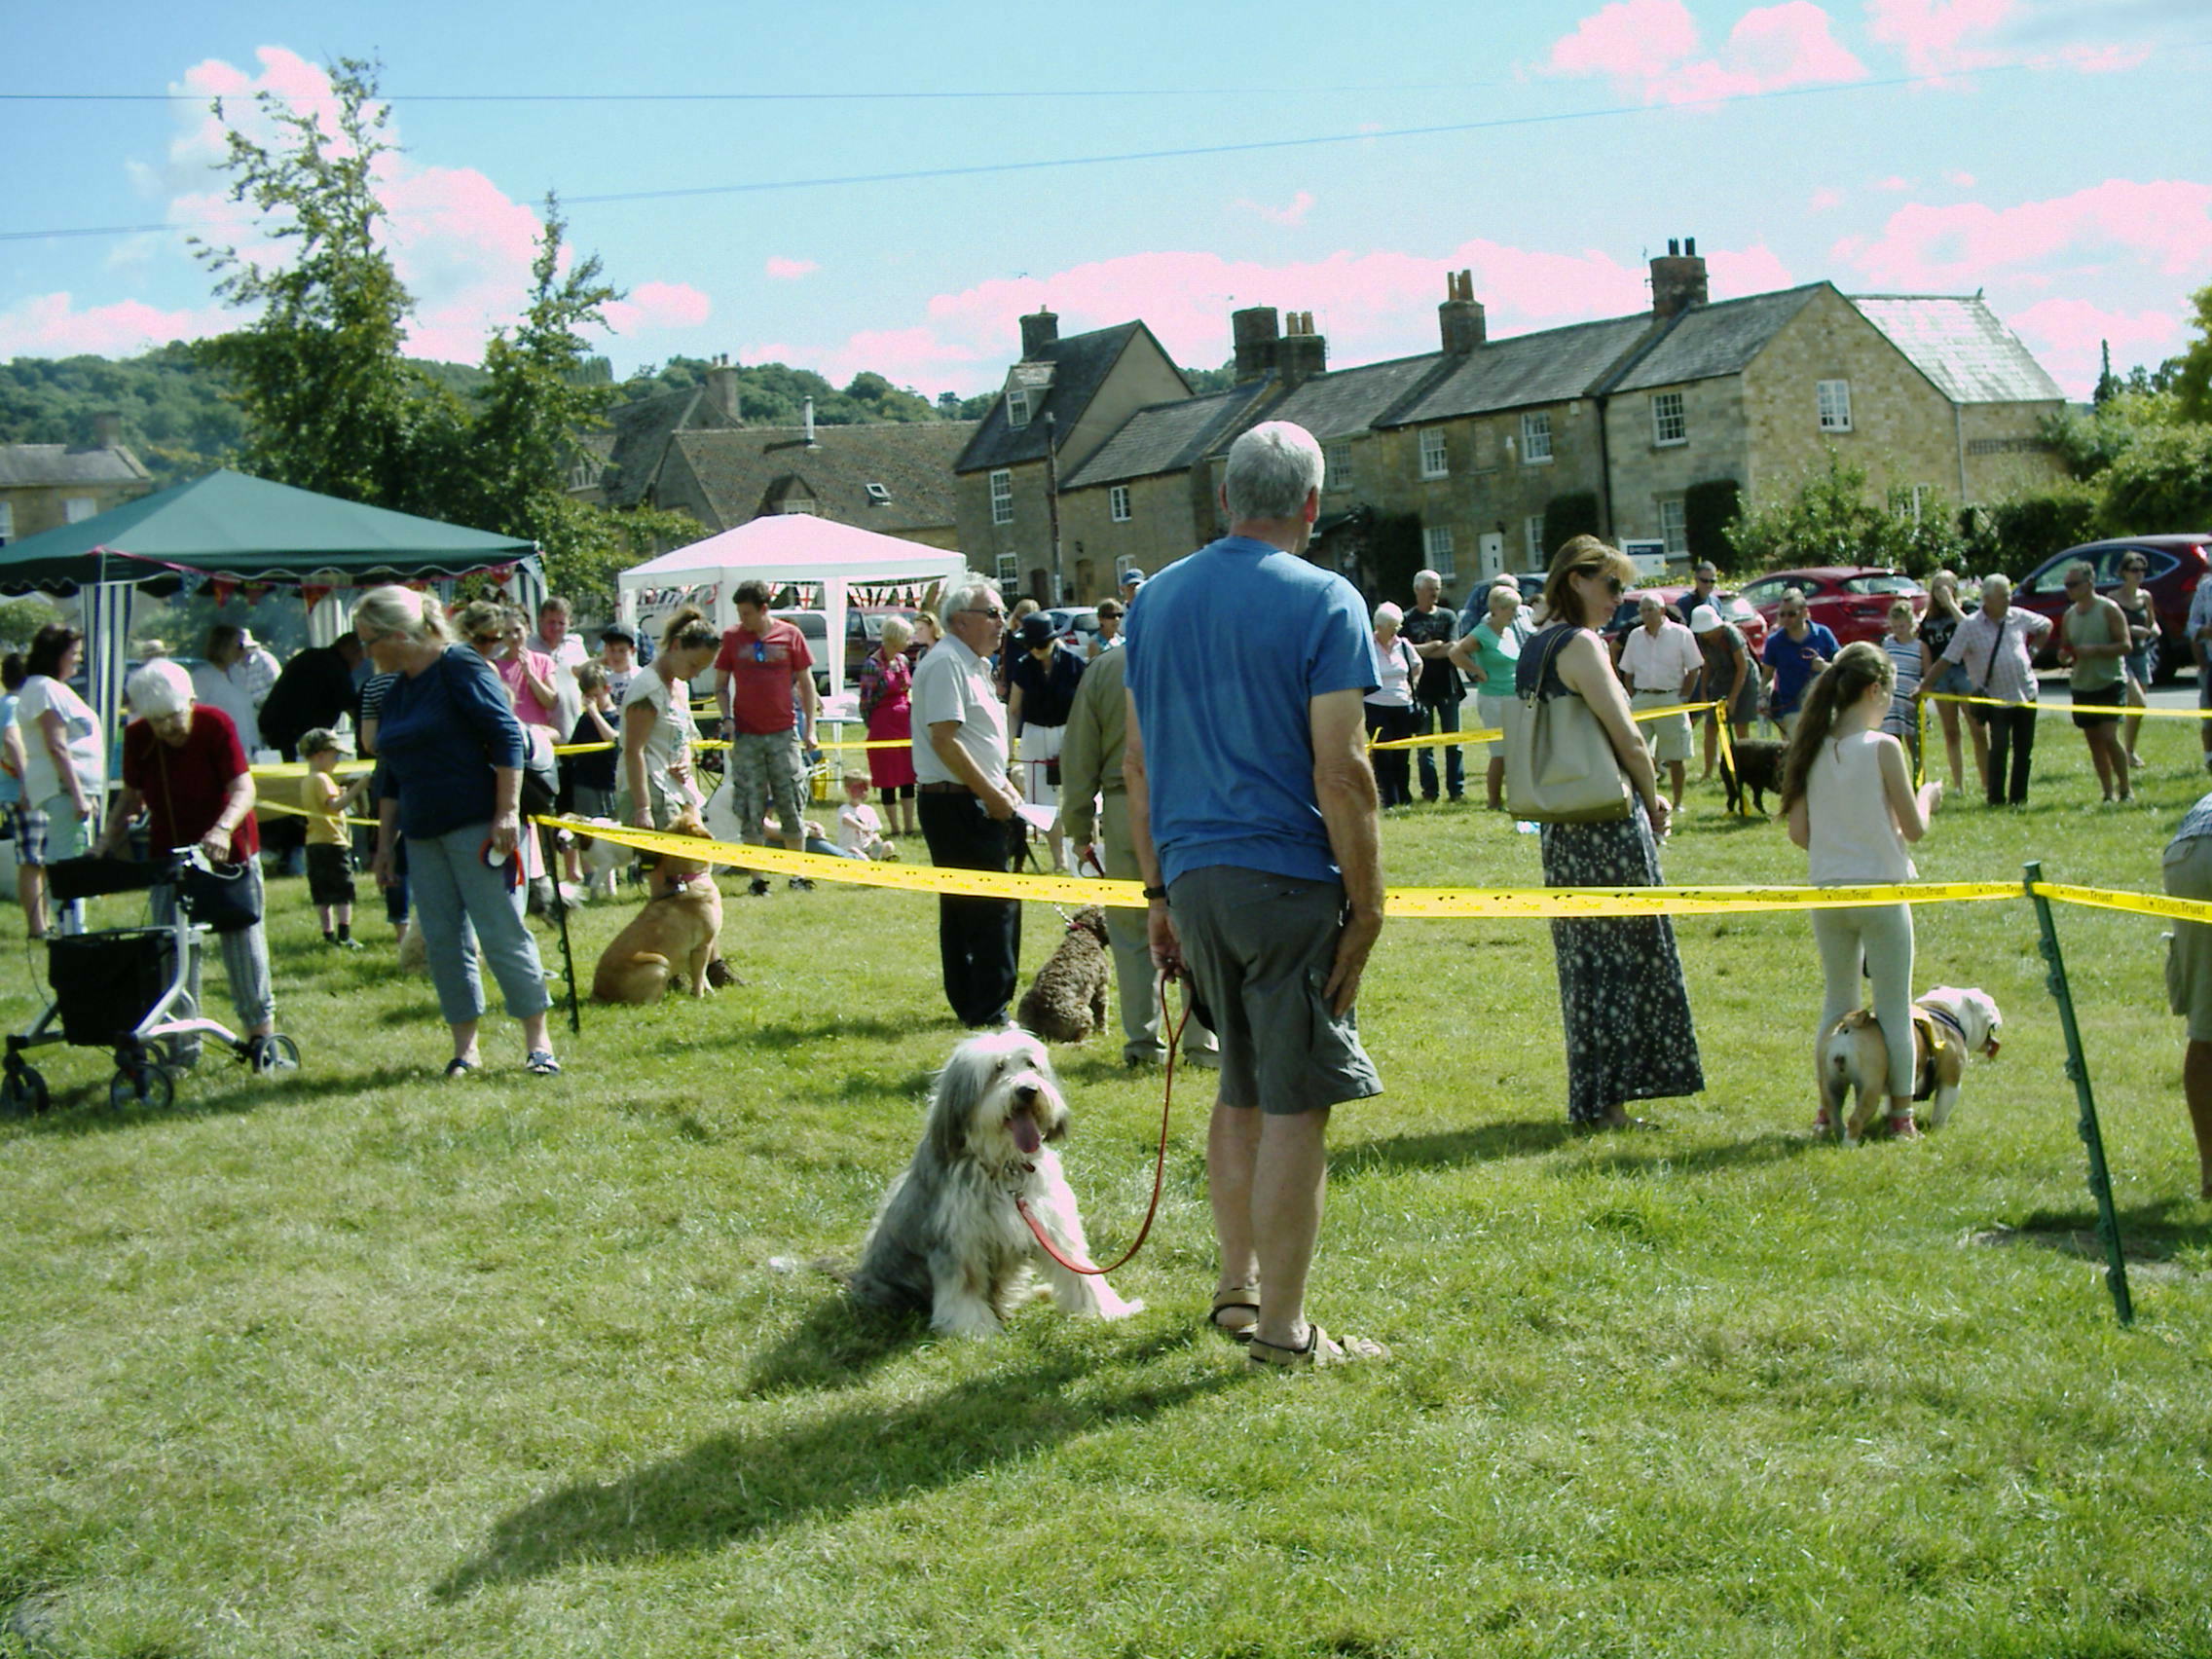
top-left (713, 578), bottom-right (821, 857)
top-left (97, 659), bottom-right (278, 1062)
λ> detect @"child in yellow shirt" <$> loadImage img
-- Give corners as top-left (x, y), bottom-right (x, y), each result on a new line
top-left (300, 728), bottom-right (369, 948)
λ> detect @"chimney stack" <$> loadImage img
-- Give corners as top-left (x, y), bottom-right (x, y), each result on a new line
top-left (1649, 236), bottom-right (1709, 320)
top-left (1438, 269), bottom-right (1487, 353)
top-left (704, 355), bottom-right (742, 424)
top-left (92, 411), bottom-right (124, 449)
top-left (1277, 311), bottom-right (1327, 389)
top-left (1018, 308), bottom-right (1058, 360)
top-left (1232, 306), bottom-right (1281, 383)
top-left (802, 396), bottom-right (817, 445)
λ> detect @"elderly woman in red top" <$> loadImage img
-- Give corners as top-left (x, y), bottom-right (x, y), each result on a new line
top-left (96, 658), bottom-right (281, 1066)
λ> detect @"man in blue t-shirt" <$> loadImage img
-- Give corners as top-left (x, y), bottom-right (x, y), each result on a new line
top-left (1124, 420), bottom-right (1390, 1373)
top-left (1761, 588), bottom-right (1840, 737)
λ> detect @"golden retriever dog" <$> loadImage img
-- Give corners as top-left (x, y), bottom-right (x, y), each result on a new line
top-left (848, 1028), bottom-right (1145, 1337)
top-left (1818, 985), bottom-right (2003, 1144)
top-left (589, 810), bottom-right (725, 1003)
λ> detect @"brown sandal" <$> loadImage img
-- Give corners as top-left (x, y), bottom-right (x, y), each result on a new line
top-left (1246, 1324), bottom-right (1390, 1372)
top-left (1208, 1286), bottom-right (1261, 1342)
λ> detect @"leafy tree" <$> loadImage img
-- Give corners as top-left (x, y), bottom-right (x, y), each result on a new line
top-left (1681, 478), bottom-right (1742, 568)
top-left (191, 56), bottom-right (447, 506)
top-left (1958, 483), bottom-right (2101, 578)
top-left (1725, 453), bottom-right (1963, 578)
top-left (1543, 493), bottom-right (1601, 556)
top-left (2098, 424), bottom-right (2212, 535)
top-left (0, 597), bottom-right (63, 651)
top-left (2173, 282), bottom-right (2212, 424)
top-left (2045, 387), bottom-right (2183, 482)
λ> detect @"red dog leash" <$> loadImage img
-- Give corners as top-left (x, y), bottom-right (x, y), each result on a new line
top-left (1015, 975), bottom-right (1191, 1276)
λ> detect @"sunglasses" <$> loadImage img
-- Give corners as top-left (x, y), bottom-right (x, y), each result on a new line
top-left (471, 632), bottom-right (500, 645)
top-left (962, 607), bottom-right (1006, 621)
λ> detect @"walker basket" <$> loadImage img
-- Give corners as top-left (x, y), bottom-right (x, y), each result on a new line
top-left (46, 929), bottom-right (176, 1048)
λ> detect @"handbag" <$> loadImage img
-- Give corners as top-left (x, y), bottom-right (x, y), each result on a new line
top-left (1502, 626), bottom-right (1633, 824)
top-left (518, 723), bottom-right (559, 817)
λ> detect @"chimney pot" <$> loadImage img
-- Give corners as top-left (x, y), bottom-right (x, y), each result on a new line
top-left (1277, 325), bottom-right (1327, 391)
top-left (92, 411), bottom-right (123, 449)
top-left (1439, 274), bottom-right (1487, 353)
top-left (704, 360), bottom-right (742, 424)
top-left (1684, 236), bottom-right (1696, 255)
top-left (1018, 308), bottom-right (1058, 360)
top-left (1232, 305), bottom-right (1281, 382)
top-left (1649, 237), bottom-right (1710, 320)
top-left (802, 396), bottom-right (817, 445)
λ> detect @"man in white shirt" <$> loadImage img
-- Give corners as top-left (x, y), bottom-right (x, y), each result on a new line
top-left (1617, 593), bottom-right (1704, 809)
top-left (911, 574), bottom-right (1025, 1027)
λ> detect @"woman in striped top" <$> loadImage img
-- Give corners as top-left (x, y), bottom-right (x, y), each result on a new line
top-left (1881, 600), bottom-right (1924, 758)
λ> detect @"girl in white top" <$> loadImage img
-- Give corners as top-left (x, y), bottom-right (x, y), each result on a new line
top-left (1781, 642), bottom-right (1943, 1137)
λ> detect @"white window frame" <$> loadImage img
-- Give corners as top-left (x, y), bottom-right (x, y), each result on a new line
top-left (0, 500), bottom-right (14, 544)
top-left (1521, 411), bottom-right (1553, 465)
top-left (1419, 427), bottom-right (1449, 480)
top-left (780, 498), bottom-right (818, 516)
top-left (1525, 514), bottom-right (1546, 564)
top-left (1421, 525), bottom-right (1456, 579)
top-left (1108, 484), bottom-right (1131, 523)
top-left (1651, 391), bottom-right (1686, 447)
top-left (1325, 443), bottom-right (1352, 492)
top-left (64, 496), bottom-right (96, 524)
top-left (1818, 379), bottom-right (1853, 432)
top-left (1658, 498), bottom-right (1687, 555)
top-left (1006, 386), bottom-right (1031, 428)
top-left (989, 468), bottom-right (1014, 526)
top-left (995, 553), bottom-right (1018, 586)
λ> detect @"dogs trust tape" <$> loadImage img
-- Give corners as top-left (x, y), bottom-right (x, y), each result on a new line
top-left (531, 815), bottom-right (2212, 923)
top-left (1366, 700), bottom-right (1724, 752)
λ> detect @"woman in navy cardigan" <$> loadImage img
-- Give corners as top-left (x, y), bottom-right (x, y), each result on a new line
top-left (352, 586), bottom-right (560, 1078)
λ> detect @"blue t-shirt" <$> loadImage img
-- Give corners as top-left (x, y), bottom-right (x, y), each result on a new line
top-left (1124, 535), bottom-right (1379, 885)
top-left (374, 645), bottom-right (527, 839)
top-left (1763, 621), bottom-right (1841, 717)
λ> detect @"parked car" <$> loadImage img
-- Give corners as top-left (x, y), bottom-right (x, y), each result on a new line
top-left (1739, 567), bottom-right (1925, 648)
top-left (1041, 605), bottom-right (1099, 653)
top-left (2011, 535), bottom-right (2211, 683)
top-left (1598, 587), bottom-right (1767, 654)
top-left (771, 604), bottom-right (917, 694)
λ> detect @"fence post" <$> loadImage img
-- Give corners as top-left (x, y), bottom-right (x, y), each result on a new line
top-left (2024, 860), bottom-right (2133, 1326)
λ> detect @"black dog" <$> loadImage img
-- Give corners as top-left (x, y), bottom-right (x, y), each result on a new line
top-left (1721, 739), bottom-right (1787, 817)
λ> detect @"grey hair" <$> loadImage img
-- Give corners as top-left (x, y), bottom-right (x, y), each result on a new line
top-left (941, 572), bottom-right (1000, 618)
top-left (351, 584), bottom-right (452, 645)
top-left (878, 613), bottom-right (913, 650)
top-left (1413, 569), bottom-right (1442, 592)
top-left (127, 658), bottom-right (195, 718)
top-left (1982, 572), bottom-right (2013, 600)
top-left (1223, 421), bottom-right (1325, 522)
top-left (1374, 601), bottom-right (1404, 630)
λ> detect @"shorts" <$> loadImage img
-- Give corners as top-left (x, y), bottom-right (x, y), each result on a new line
top-left (2123, 647), bottom-right (2151, 688)
top-left (2165, 835), bottom-right (2212, 1041)
top-left (2070, 682), bottom-right (2121, 729)
top-left (1928, 661), bottom-right (1973, 697)
top-left (18, 793), bottom-right (88, 868)
top-left (570, 784), bottom-right (616, 822)
top-left (1167, 865), bottom-right (1382, 1115)
top-left (1016, 724), bottom-right (1064, 807)
top-left (307, 842), bottom-right (357, 907)
top-left (1630, 690), bottom-right (1692, 765)
top-left (1476, 693), bottom-right (1512, 760)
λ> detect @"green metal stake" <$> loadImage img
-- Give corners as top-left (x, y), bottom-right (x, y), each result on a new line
top-left (2024, 861), bottom-right (2133, 1326)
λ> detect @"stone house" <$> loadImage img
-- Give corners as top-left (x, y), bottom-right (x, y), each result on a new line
top-left (0, 415), bottom-right (153, 545)
top-left (951, 312), bottom-right (1191, 601)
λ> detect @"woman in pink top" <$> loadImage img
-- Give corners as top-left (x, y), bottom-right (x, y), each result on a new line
top-left (458, 602), bottom-right (554, 888)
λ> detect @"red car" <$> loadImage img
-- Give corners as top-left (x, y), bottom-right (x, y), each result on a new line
top-left (2011, 535), bottom-right (2211, 683)
top-left (1740, 567), bottom-right (1925, 648)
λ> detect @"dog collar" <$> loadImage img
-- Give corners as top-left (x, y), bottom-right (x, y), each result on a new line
top-left (1926, 1007), bottom-right (1971, 1048)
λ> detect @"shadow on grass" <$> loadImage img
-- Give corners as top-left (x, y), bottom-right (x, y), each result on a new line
top-left (734, 1013), bottom-right (951, 1049)
top-left (1334, 1120), bottom-right (1577, 1177)
top-left (4, 1061), bottom-right (428, 1137)
top-left (432, 1327), bottom-right (1228, 1599)
top-left (1976, 1198), bottom-right (2212, 1270)
top-left (1570, 1129), bottom-right (1821, 1178)
top-left (741, 1290), bottom-right (918, 1396)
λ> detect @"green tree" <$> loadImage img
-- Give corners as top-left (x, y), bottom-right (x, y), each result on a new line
top-left (2172, 282), bottom-right (2212, 424)
top-left (2099, 424), bottom-right (2212, 535)
top-left (1725, 453), bottom-right (1963, 578)
top-left (192, 57), bottom-right (450, 506)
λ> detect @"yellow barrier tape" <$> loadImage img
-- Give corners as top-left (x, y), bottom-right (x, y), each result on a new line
top-left (1369, 700), bottom-right (1723, 751)
top-left (1922, 691), bottom-right (2185, 719)
top-left (2029, 880), bottom-right (2212, 926)
top-left (257, 798), bottom-right (381, 829)
top-left (248, 758), bottom-right (374, 781)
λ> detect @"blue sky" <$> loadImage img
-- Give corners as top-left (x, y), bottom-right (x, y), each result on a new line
top-left (3, 0), bottom-right (2207, 400)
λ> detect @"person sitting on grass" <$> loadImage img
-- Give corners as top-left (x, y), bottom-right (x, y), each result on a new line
top-left (299, 727), bottom-right (370, 949)
top-left (836, 768), bottom-right (897, 861)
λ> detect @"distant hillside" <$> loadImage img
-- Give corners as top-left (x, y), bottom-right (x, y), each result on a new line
top-left (1, 346), bottom-right (1234, 491)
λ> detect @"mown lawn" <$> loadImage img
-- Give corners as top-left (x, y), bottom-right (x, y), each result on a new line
top-left (3, 714), bottom-right (2209, 1658)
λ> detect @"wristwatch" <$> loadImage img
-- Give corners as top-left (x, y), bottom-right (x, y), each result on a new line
top-left (1142, 885), bottom-right (1167, 902)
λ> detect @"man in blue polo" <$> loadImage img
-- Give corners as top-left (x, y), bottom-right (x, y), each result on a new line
top-left (1124, 420), bottom-right (1389, 1373)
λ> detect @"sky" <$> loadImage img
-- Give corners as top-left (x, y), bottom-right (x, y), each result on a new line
top-left (2, 0), bottom-right (2208, 403)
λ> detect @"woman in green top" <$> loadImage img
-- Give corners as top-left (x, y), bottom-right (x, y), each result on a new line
top-left (2058, 559), bottom-right (2131, 802)
top-left (1449, 583), bottom-right (1532, 809)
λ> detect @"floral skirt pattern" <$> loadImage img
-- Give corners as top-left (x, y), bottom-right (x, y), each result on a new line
top-left (1539, 803), bottom-right (1705, 1123)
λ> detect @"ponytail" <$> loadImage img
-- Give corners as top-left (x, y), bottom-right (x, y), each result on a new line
top-left (1778, 640), bottom-right (1894, 813)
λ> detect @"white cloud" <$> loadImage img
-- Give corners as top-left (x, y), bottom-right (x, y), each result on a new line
top-left (764, 257), bottom-right (820, 281)
top-left (1546, 0), bottom-right (1866, 104)
top-left (0, 293), bottom-right (234, 359)
top-left (1234, 191), bottom-right (1317, 227)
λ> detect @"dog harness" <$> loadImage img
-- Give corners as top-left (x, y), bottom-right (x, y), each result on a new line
top-left (1910, 1008), bottom-right (1967, 1102)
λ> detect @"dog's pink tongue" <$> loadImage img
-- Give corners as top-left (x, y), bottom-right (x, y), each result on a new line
top-left (1011, 1114), bottom-right (1042, 1155)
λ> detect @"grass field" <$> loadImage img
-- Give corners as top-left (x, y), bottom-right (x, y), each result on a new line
top-left (4, 711), bottom-right (2211, 1658)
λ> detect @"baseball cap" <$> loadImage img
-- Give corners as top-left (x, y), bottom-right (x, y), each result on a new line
top-left (1121, 568), bottom-right (1146, 584)
top-left (599, 623), bottom-right (637, 645)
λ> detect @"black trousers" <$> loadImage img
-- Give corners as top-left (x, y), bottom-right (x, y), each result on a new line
top-left (917, 791), bottom-right (1024, 1026)
top-left (1975, 703), bottom-right (2038, 804)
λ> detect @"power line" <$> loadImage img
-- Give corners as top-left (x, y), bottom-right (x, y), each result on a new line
top-left (0, 81), bottom-right (1505, 104)
top-left (0, 48), bottom-right (2199, 244)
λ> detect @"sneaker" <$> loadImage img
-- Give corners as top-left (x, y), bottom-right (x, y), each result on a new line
top-left (748, 876), bottom-right (771, 898)
top-left (334, 937), bottom-right (365, 951)
top-left (787, 876), bottom-right (814, 892)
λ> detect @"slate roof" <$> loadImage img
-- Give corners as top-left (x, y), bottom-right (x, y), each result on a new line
top-left (1061, 381), bottom-right (1280, 490)
top-left (1850, 295), bottom-right (2067, 404)
top-left (599, 387), bottom-right (712, 509)
top-left (1264, 352), bottom-right (1450, 442)
top-left (1382, 314), bottom-right (1656, 426)
top-left (1604, 284), bottom-right (1827, 393)
top-left (670, 422), bottom-right (975, 536)
top-left (954, 322), bottom-right (1178, 474)
top-left (0, 444), bottom-right (152, 489)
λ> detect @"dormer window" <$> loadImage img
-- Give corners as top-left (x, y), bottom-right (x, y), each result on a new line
top-left (1006, 386), bottom-right (1031, 428)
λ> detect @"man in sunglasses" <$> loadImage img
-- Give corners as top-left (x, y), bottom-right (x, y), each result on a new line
top-left (714, 578), bottom-right (820, 866)
top-left (1760, 588), bottom-right (1838, 739)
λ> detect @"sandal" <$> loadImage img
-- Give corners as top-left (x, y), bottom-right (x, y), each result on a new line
top-left (1208, 1286), bottom-right (1262, 1342)
top-left (443, 1056), bottom-right (478, 1079)
top-left (524, 1051), bottom-right (562, 1077)
top-left (1246, 1323), bottom-right (1390, 1373)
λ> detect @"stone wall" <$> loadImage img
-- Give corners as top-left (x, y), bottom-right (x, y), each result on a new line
top-left (1367, 404), bottom-right (1608, 580)
top-left (1602, 378), bottom-right (1750, 548)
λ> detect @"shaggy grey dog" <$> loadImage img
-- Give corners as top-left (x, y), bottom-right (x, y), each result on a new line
top-left (848, 1028), bottom-right (1145, 1337)
top-left (1015, 906), bottom-right (1112, 1044)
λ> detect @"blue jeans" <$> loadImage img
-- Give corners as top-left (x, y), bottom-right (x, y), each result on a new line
top-left (1414, 697), bottom-right (1465, 799)
top-left (406, 822), bottom-right (551, 1027)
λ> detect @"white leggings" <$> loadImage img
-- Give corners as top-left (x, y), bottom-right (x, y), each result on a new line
top-left (1812, 903), bottom-right (1916, 1100)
